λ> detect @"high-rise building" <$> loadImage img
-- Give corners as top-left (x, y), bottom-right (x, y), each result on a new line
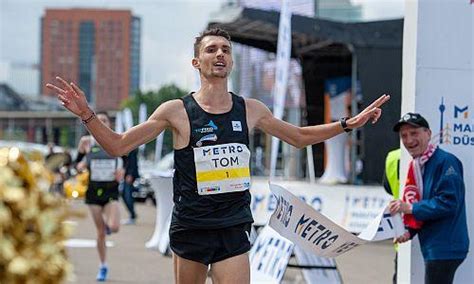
top-left (40, 8), bottom-right (140, 111)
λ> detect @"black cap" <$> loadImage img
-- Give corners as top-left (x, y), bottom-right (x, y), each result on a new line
top-left (393, 112), bottom-right (430, 132)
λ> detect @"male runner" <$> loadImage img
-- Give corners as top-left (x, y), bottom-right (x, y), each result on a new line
top-left (47, 28), bottom-right (389, 284)
top-left (75, 112), bottom-right (123, 282)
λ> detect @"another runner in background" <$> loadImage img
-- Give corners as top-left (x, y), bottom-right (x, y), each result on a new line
top-left (74, 112), bottom-right (124, 282)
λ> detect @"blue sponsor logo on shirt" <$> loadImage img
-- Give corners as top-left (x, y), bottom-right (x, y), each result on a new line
top-left (195, 120), bottom-right (218, 134)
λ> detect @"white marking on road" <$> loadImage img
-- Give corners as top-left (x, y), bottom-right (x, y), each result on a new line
top-left (64, 239), bottom-right (114, 248)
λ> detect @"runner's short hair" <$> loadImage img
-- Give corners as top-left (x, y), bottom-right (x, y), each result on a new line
top-left (194, 28), bottom-right (231, 57)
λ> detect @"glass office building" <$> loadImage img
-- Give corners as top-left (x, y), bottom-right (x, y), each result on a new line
top-left (40, 9), bottom-right (141, 111)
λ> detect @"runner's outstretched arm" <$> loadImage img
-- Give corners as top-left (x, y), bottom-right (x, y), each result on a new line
top-left (246, 94), bottom-right (390, 149)
top-left (46, 76), bottom-right (175, 156)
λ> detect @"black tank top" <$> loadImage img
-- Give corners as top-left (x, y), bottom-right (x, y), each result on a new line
top-left (172, 93), bottom-right (254, 229)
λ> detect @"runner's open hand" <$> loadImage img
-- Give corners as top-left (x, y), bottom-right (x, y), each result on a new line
top-left (46, 76), bottom-right (91, 119)
top-left (346, 94), bottom-right (390, 129)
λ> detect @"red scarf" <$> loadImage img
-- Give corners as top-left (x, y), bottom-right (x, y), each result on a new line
top-left (402, 144), bottom-right (436, 229)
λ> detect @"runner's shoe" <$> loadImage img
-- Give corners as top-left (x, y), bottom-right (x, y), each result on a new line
top-left (96, 265), bottom-right (108, 282)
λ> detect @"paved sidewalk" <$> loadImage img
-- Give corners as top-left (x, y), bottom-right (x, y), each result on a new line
top-left (65, 200), bottom-right (395, 284)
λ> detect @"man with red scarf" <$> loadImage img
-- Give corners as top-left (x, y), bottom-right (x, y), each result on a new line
top-left (389, 113), bottom-right (469, 284)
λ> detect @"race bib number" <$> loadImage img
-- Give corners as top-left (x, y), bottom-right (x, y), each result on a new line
top-left (90, 159), bottom-right (116, 182)
top-left (193, 143), bottom-right (251, 195)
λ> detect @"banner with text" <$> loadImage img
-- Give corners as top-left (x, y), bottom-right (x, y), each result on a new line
top-left (249, 226), bottom-right (294, 284)
top-left (250, 179), bottom-right (392, 233)
top-left (269, 184), bottom-right (404, 258)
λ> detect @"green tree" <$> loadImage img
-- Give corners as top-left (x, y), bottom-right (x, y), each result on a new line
top-left (121, 84), bottom-right (188, 158)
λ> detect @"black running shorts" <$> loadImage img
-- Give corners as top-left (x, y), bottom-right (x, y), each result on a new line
top-left (85, 182), bottom-right (119, 207)
top-left (169, 222), bottom-right (252, 265)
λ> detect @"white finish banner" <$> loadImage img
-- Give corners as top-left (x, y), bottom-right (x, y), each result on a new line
top-left (268, 184), bottom-right (404, 258)
top-left (250, 179), bottom-right (393, 233)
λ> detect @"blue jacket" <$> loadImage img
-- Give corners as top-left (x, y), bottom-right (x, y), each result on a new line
top-left (412, 147), bottom-right (469, 261)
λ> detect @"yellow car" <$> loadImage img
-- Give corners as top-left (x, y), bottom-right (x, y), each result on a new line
top-left (63, 170), bottom-right (89, 199)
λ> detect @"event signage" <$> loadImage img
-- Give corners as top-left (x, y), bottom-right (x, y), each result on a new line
top-left (268, 184), bottom-right (404, 258)
top-left (249, 225), bottom-right (343, 284)
top-left (250, 179), bottom-right (392, 233)
top-left (437, 97), bottom-right (473, 147)
top-left (249, 226), bottom-right (294, 283)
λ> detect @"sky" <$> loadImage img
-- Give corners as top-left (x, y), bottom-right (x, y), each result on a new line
top-left (0, 0), bottom-right (404, 92)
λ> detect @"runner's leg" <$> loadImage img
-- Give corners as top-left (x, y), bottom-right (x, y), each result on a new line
top-left (103, 200), bottom-right (120, 233)
top-left (89, 205), bottom-right (107, 263)
top-left (174, 254), bottom-right (208, 284)
top-left (173, 253), bottom-right (178, 284)
top-left (209, 253), bottom-right (250, 284)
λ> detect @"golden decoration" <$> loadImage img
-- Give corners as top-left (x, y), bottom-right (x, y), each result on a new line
top-left (0, 147), bottom-right (77, 283)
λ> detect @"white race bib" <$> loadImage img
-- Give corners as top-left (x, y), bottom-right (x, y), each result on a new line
top-left (193, 143), bottom-right (251, 195)
top-left (90, 159), bottom-right (116, 182)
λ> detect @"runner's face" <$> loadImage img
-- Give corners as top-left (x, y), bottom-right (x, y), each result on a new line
top-left (194, 35), bottom-right (233, 79)
top-left (399, 125), bottom-right (431, 158)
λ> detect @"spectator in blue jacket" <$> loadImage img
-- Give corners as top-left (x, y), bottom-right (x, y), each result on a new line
top-left (389, 113), bottom-right (469, 284)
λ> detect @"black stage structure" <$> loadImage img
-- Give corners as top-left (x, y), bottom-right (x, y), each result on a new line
top-left (208, 8), bottom-right (403, 184)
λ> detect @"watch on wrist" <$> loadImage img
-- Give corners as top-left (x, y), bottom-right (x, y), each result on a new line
top-left (340, 117), bottom-right (352, 133)
top-left (81, 110), bottom-right (96, 124)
